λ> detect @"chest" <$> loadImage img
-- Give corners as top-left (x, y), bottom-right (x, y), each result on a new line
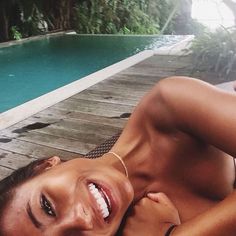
top-left (144, 132), bottom-right (236, 220)
top-left (180, 152), bottom-right (235, 199)
top-left (149, 129), bottom-right (235, 194)
top-left (147, 148), bottom-right (235, 221)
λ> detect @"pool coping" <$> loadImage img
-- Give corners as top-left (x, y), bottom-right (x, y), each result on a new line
top-left (0, 31), bottom-right (72, 49)
top-left (0, 35), bottom-right (194, 131)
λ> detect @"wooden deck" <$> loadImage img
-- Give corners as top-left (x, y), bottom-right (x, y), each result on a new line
top-left (0, 55), bottom-right (234, 179)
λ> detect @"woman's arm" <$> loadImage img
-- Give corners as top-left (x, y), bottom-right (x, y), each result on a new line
top-left (173, 189), bottom-right (236, 236)
top-left (125, 77), bottom-right (236, 234)
top-left (136, 76), bottom-right (236, 157)
top-left (121, 192), bottom-right (181, 236)
top-left (121, 190), bottom-right (236, 236)
top-left (142, 77), bottom-right (236, 235)
top-left (119, 77), bottom-right (236, 235)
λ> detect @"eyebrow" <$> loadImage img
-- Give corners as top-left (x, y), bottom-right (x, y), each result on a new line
top-left (26, 202), bottom-right (43, 229)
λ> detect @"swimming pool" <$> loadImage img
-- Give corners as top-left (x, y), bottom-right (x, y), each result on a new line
top-left (0, 34), bottom-right (185, 114)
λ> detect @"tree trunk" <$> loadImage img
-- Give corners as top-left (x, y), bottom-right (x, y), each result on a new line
top-left (41, 0), bottom-right (72, 31)
top-left (0, 5), bottom-right (9, 42)
top-left (172, 0), bottom-right (193, 34)
top-left (59, 0), bottom-right (75, 30)
top-left (42, 0), bottom-right (57, 30)
top-left (223, 0), bottom-right (236, 25)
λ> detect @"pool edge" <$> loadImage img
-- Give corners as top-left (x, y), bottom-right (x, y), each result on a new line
top-left (0, 31), bottom-right (73, 49)
top-left (154, 35), bottom-right (194, 55)
top-left (0, 50), bottom-right (154, 130)
top-left (0, 36), bottom-right (193, 131)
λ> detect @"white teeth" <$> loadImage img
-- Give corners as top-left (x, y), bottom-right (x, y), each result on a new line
top-left (88, 183), bottom-right (110, 219)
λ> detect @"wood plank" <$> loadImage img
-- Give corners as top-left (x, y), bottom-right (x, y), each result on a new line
top-left (53, 99), bottom-right (135, 117)
top-left (0, 149), bottom-right (35, 169)
top-left (121, 69), bottom-right (178, 78)
top-left (0, 138), bottom-right (80, 160)
top-left (74, 89), bottom-right (139, 106)
top-left (111, 74), bottom-right (162, 85)
top-left (102, 79), bottom-right (154, 91)
top-left (0, 108), bottom-right (127, 136)
top-left (133, 55), bottom-right (192, 69)
top-left (1, 116), bottom-right (123, 141)
top-left (45, 119), bottom-right (122, 137)
top-left (95, 79), bottom-right (154, 92)
top-left (1, 125), bottom-right (108, 146)
top-left (89, 84), bottom-right (147, 98)
top-left (118, 56), bottom-right (193, 76)
top-left (0, 166), bottom-right (13, 179)
top-left (121, 65), bottom-right (183, 76)
top-left (15, 132), bottom-right (96, 155)
top-left (34, 109), bottom-right (127, 128)
top-left (84, 86), bottom-right (144, 100)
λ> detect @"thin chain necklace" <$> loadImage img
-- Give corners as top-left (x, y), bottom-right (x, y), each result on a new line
top-left (105, 151), bottom-right (129, 178)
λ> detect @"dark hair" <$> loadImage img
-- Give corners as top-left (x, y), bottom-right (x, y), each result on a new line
top-left (0, 158), bottom-right (50, 232)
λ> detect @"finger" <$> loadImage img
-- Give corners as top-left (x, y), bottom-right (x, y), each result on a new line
top-left (146, 192), bottom-right (160, 202)
top-left (148, 192), bottom-right (176, 210)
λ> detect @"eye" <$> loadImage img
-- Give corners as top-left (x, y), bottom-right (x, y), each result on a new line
top-left (40, 194), bottom-right (56, 217)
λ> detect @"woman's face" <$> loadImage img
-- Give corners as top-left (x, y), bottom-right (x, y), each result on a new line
top-left (2, 157), bottom-right (134, 236)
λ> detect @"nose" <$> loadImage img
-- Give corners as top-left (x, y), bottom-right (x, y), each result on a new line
top-left (49, 204), bottom-right (94, 236)
top-left (69, 202), bottom-right (93, 230)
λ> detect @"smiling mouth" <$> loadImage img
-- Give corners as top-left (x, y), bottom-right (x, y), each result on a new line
top-left (88, 183), bottom-right (112, 220)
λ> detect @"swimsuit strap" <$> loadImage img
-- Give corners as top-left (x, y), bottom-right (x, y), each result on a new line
top-left (165, 225), bottom-right (177, 236)
top-left (233, 158), bottom-right (236, 188)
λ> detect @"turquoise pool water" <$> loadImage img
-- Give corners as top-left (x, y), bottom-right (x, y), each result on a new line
top-left (0, 34), bottom-right (185, 113)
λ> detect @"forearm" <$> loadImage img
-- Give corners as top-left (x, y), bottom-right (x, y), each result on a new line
top-left (172, 190), bottom-right (236, 236)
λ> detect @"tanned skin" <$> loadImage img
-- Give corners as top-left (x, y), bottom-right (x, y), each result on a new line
top-left (112, 76), bottom-right (236, 235)
top-left (2, 77), bottom-right (236, 236)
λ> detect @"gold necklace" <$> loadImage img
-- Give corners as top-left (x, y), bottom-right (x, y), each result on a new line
top-left (105, 151), bottom-right (129, 178)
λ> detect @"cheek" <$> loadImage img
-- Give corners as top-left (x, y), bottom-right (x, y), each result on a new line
top-left (45, 176), bottom-right (74, 193)
top-left (42, 176), bottom-right (76, 203)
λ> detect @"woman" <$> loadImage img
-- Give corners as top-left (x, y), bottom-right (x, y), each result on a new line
top-left (0, 76), bottom-right (236, 235)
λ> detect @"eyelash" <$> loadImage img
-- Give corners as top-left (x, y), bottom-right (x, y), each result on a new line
top-left (40, 194), bottom-right (56, 217)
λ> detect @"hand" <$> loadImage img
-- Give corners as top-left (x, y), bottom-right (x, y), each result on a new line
top-left (121, 192), bottom-right (181, 236)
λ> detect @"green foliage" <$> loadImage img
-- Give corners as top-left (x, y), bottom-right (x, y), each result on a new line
top-left (186, 19), bottom-right (207, 36)
top-left (121, 1), bottom-right (159, 34)
top-left (10, 26), bottom-right (22, 40)
top-left (20, 3), bottom-right (46, 37)
top-left (155, 0), bottom-right (176, 34)
top-left (74, 0), bottom-right (159, 35)
top-left (190, 27), bottom-right (236, 77)
top-left (1, 0), bottom-right (195, 42)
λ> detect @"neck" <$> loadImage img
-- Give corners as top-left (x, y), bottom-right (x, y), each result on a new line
top-left (100, 150), bottom-right (156, 202)
top-left (106, 151), bottom-right (129, 178)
